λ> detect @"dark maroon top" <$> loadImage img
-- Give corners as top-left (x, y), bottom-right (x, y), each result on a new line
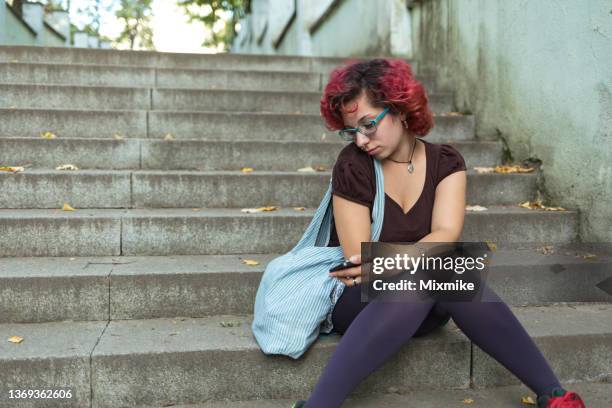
top-left (327, 138), bottom-right (467, 246)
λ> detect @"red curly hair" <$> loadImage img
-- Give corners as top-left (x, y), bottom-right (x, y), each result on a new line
top-left (320, 58), bottom-right (434, 136)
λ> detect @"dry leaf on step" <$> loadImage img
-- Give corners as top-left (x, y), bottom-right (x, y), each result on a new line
top-left (241, 167), bottom-right (254, 173)
top-left (536, 245), bottom-right (555, 255)
top-left (298, 166), bottom-right (316, 172)
top-left (494, 164), bottom-right (535, 173)
top-left (7, 336), bottom-right (23, 344)
top-left (62, 203), bottom-right (75, 211)
top-left (462, 398), bottom-right (474, 404)
top-left (242, 259), bottom-right (259, 266)
top-left (521, 395), bottom-right (536, 405)
top-left (320, 133), bottom-right (327, 141)
top-left (56, 164), bottom-right (79, 171)
top-left (293, 207), bottom-right (306, 211)
top-left (314, 165), bottom-right (326, 171)
top-left (465, 205), bottom-right (488, 211)
top-left (241, 206), bottom-right (278, 213)
top-left (473, 166), bottom-right (494, 173)
top-left (519, 199), bottom-right (565, 211)
top-left (40, 131), bottom-right (57, 139)
top-left (163, 133), bottom-right (174, 141)
top-left (0, 166), bottom-right (25, 173)
top-left (112, 133), bottom-right (124, 140)
top-left (486, 242), bottom-right (497, 252)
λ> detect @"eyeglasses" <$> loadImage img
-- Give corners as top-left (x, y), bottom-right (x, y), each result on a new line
top-left (338, 107), bottom-right (390, 142)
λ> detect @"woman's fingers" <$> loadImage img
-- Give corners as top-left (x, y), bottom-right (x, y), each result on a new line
top-left (329, 265), bottom-right (361, 278)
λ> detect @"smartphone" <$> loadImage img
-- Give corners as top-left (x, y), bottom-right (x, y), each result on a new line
top-left (329, 260), bottom-right (358, 272)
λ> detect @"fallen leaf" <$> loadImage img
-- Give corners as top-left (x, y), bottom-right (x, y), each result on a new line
top-left (191, 208), bottom-right (201, 211)
top-left (320, 133), bottom-right (327, 141)
top-left (241, 167), bottom-right (254, 173)
top-left (466, 205), bottom-right (488, 211)
top-left (486, 242), bottom-right (497, 252)
top-left (298, 166), bottom-right (316, 172)
top-left (56, 164), bottom-right (79, 171)
top-left (314, 165), bottom-right (326, 171)
top-left (112, 133), bottom-right (124, 140)
top-left (521, 395), bottom-right (536, 405)
top-left (462, 398), bottom-right (474, 404)
top-left (69, 257), bottom-right (76, 261)
top-left (242, 259), bottom-right (259, 266)
top-left (8, 336), bottom-right (23, 344)
top-left (580, 253), bottom-right (597, 260)
top-left (40, 131), bottom-right (57, 139)
top-left (536, 245), bottom-right (555, 255)
top-left (439, 112), bottom-right (463, 116)
top-left (519, 198), bottom-right (565, 211)
top-left (473, 166), bottom-right (494, 173)
top-left (164, 133), bottom-right (174, 141)
top-left (241, 206), bottom-right (279, 213)
top-left (0, 166), bottom-right (25, 173)
top-left (494, 164), bottom-right (535, 173)
top-left (293, 207), bottom-right (306, 211)
top-left (62, 203), bottom-right (75, 211)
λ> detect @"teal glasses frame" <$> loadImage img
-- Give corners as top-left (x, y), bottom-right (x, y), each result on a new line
top-left (338, 107), bottom-right (390, 142)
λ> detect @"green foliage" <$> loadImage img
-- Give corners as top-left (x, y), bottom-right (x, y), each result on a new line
top-left (43, 0), bottom-right (66, 13)
top-left (177, 0), bottom-right (251, 51)
top-left (115, 0), bottom-right (155, 50)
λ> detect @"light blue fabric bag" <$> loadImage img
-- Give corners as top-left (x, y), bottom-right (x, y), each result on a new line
top-left (252, 157), bottom-right (386, 359)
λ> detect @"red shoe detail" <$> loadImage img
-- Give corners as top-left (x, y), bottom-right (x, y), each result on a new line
top-left (547, 391), bottom-right (586, 408)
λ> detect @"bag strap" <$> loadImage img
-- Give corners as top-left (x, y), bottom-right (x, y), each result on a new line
top-left (293, 158), bottom-right (386, 251)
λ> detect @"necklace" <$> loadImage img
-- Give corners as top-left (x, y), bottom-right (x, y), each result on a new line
top-left (386, 137), bottom-right (418, 173)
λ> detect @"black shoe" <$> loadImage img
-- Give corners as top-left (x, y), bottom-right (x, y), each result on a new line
top-left (291, 400), bottom-right (306, 408)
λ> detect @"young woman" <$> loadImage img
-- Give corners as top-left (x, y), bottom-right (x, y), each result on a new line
top-left (291, 59), bottom-right (585, 408)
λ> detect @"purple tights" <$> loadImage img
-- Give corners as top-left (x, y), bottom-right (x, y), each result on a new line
top-left (304, 282), bottom-right (562, 408)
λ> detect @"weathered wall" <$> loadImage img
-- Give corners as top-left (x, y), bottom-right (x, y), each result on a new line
top-left (411, 0), bottom-right (612, 242)
top-left (232, 0), bottom-right (413, 58)
top-left (0, 3), bottom-right (37, 45)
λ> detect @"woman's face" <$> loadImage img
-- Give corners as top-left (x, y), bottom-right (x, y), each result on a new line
top-left (340, 92), bottom-right (406, 158)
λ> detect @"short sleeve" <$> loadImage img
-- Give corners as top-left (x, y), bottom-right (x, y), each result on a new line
top-left (436, 144), bottom-right (467, 186)
top-left (331, 159), bottom-right (374, 208)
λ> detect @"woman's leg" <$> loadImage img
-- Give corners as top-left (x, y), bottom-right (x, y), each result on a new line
top-left (305, 283), bottom-right (447, 408)
top-left (306, 284), bottom-right (562, 407)
top-left (435, 284), bottom-right (562, 397)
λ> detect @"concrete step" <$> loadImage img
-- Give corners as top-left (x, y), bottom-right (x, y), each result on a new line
top-left (146, 382), bottom-right (612, 408)
top-left (0, 138), bottom-right (503, 170)
top-left (0, 169), bottom-right (537, 209)
top-left (0, 206), bottom-right (578, 257)
top-left (0, 62), bottom-right (438, 92)
top-left (1, 245), bottom-right (610, 323)
top-left (0, 108), bottom-right (476, 141)
top-left (0, 84), bottom-right (454, 114)
top-left (0, 46), bottom-right (416, 74)
top-left (0, 304), bottom-right (610, 407)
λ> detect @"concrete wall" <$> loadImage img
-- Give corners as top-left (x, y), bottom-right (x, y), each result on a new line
top-left (232, 0), bottom-right (413, 58)
top-left (0, 2), bottom-right (37, 45)
top-left (411, 0), bottom-right (611, 242)
top-left (0, 1), bottom-right (72, 47)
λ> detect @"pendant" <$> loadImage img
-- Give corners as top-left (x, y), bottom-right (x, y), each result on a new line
top-left (407, 162), bottom-right (414, 173)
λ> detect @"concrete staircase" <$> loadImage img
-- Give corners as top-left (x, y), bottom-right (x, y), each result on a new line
top-left (0, 46), bottom-right (610, 408)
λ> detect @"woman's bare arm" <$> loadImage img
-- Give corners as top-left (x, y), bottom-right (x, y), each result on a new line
top-left (331, 194), bottom-right (371, 285)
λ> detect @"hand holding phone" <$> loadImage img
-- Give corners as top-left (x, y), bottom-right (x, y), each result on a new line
top-left (329, 260), bottom-right (358, 272)
top-left (329, 254), bottom-right (364, 286)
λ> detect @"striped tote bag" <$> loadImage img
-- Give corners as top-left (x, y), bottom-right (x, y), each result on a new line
top-left (251, 157), bottom-right (386, 359)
